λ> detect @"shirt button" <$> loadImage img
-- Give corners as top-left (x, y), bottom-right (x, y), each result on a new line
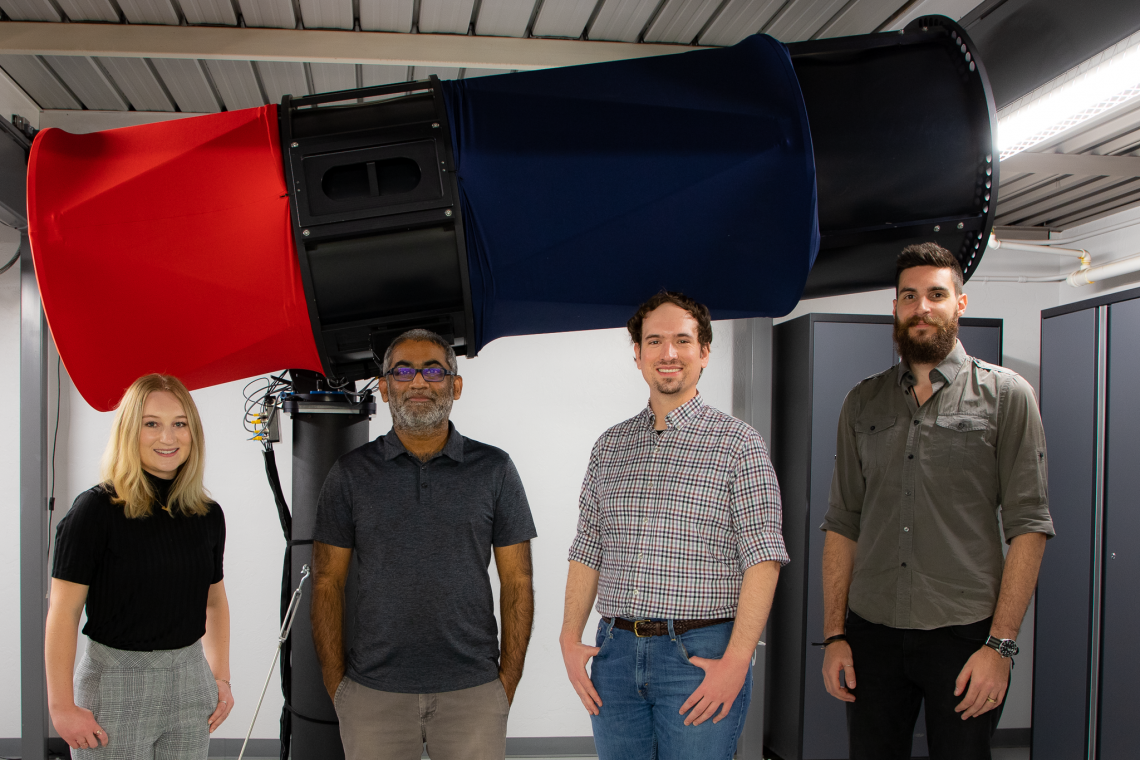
top-left (901, 562), bottom-right (907, 567)
top-left (908, 454), bottom-right (914, 459)
top-left (913, 420), bottom-right (919, 426)
top-left (904, 527), bottom-right (910, 532)
top-left (905, 491), bottom-right (911, 496)
top-left (632, 589), bottom-right (639, 596)
top-left (643, 518), bottom-right (649, 525)
top-left (421, 483), bottom-right (428, 489)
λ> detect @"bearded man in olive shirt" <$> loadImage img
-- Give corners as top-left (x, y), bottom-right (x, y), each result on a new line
top-left (820, 244), bottom-right (1054, 760)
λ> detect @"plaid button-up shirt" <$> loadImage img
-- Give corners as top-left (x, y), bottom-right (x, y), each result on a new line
top-left (569, 393), bottom-right (789, 619)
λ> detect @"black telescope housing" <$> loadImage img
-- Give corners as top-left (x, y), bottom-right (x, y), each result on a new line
top-left (278, 14), bottom-right (996, 384)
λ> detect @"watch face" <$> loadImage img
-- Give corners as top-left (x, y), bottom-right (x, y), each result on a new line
top-left (999, 639), bottom-right (1019, 657)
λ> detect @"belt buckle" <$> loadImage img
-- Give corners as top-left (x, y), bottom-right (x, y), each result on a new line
top-left (633, 619), bottom-right (652, 637)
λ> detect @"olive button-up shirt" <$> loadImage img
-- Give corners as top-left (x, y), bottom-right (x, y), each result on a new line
top-left (823, 340), bottom-right (1055, 630)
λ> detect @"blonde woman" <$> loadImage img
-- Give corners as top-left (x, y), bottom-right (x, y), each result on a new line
top-left (45, 374), bottom-right (233, 758)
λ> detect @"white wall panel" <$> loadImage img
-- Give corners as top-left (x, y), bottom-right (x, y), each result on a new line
top-left (588, 0), bottom-right (659, 43)
top-left (0, 0), bottom-right (59, 21)
top-left (43, 55), bottom-right (129, 110)
top-left (644, 0), bottom-right (721, 44)
top-left (204, 59), bottom-right (265, 109)
top-left (256, 60), bottom-right (309, 102)
top-left (531, 0), bottom-right (595, 39)
top-left (361, 63), bottom-right (408, 85)
top-left (359, 0), bottom-right (414, 32)
top-left (475, 0), bottom-right (536, 38)
top-left (309, 62), bottom-right (357, 93)
top-left (418, 0), bottom-right (476, 34)
top-left (412, 65), bottom-right (461, 80)
top-left (763, 0), bottom-right (848, 42)
top-left (299, 0), bottom-right (353, 29)
top-left (0, 55), bottom-right (81, 109)
top-left (99, 57), bottom-right (174, 111)
top-left (56, 0), bottom-right (118, 22)
top-left (151, 58), bottom-right (220, 112)
top-left (117, 0), bottom-right (180, 24)
top-left (462, 67), bottom-right (509, 78)
top-left (239, 0), bottom-right (297, 28)
top-left (180, 0), bottom-right (239, 24)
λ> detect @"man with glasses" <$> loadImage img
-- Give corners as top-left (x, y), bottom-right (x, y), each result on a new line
top-left (559, 292), bottom-right (788, 760)
top-left (311, 328), bottom-right (537, 760)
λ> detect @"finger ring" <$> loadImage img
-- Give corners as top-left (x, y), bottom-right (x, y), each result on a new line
top-left (986, 697), bottom-right (997, 703)
top-left (94, 729), bottom-right (102, 735)
top-left (222, 700), bottom-right (228, 706)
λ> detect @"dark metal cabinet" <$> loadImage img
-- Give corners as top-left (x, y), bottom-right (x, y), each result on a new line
top-left (767, 314), bottom-right (1002, 760)
top-left (1036, 287), bottom-right (1140, 760)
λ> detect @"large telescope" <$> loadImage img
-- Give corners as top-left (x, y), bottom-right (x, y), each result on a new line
top-left (23, 14), bottom-right (997, 759)
top-left (28, 15), bottom-right (995, 413)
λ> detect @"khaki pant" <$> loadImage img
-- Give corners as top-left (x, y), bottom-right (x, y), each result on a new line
top-left (334, 677), bottom-right (509, 760)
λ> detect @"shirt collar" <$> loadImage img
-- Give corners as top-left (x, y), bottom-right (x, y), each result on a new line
top-left (640, 392), bottom-right (706, 431)
top-left (381, 422), bottom-right (465, 463)
top-left (897, 339), bottom-right (969, 389)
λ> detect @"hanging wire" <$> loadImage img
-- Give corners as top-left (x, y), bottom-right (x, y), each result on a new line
top-left (45, 354), bottom-right (62, 596)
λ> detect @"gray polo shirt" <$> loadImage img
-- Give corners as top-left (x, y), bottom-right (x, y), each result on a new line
top-left (823, 340), bottom-right (1054, 630)
top-left (314, 424), bottom-right (537, 693)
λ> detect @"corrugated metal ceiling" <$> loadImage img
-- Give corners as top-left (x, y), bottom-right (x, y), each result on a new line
top-left (3, 0), bottom-right (1137, 231)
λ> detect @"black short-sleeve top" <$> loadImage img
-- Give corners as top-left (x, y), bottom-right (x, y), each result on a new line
top-left (52, 472), bottom-right (226, 651)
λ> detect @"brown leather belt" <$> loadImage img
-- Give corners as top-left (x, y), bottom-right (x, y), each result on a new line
top-left (607, 617), bottom-right (734, 637)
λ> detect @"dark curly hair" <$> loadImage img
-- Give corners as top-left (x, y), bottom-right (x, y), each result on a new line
top-left (627, 291), bottom-right (713, 349)
top-left (896, 243), bottom-right (964, 294)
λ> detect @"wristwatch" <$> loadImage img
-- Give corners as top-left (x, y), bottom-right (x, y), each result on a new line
top-left (984, 635), bottom-right (1019, 658)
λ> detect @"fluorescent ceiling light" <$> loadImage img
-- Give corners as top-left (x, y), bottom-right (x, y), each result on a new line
top-left (997, 28), bottom-right (1140, 161)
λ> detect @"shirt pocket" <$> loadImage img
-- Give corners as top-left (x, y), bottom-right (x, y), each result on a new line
top-left (931, 413), bottom-right (989, 471)
top-left (854, 415), bottom-right (899, 473)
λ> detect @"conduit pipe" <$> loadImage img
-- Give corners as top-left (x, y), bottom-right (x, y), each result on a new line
top-left (977, 233), bottom-right (1140, 286)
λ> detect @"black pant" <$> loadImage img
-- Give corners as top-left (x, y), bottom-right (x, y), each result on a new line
top-left (845, 610), bottom-right (1005, 760)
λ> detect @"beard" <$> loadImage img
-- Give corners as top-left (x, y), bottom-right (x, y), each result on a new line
top-left (894, 312), bottom-right (959, 366)
top-left (388, 382), bottom-right (454, 434)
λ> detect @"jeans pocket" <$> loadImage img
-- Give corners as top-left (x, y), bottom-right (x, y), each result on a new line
top-left (333, 676), bottom-right (350, 711)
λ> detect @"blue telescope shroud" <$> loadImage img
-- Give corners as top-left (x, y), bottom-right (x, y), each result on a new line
top-left (443, 35), bottom-right (819, 353)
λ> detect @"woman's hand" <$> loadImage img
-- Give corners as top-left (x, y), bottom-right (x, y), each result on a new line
top-left (52, 703), bottom-right (108, 750)
top-left (208, 680), bottom-right (234, 732)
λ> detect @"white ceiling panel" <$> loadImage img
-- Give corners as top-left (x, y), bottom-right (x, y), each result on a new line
top-left (531, 0), bottom-right (594, 38)
top-left (698, 0), bottom-right (783, 46)
top-left (588, 0), bottom-right (660, 43)
top-left (0, 0), bottom-right (60, 21)
top-left (359, 0), bottom-right (413, 31)
top-left (256, 60), bottom-right (308, 102)
top-left (644, 0), bottom-right (721, 44)
top-left (361, 63), bottom-right (409, 86)
top-left (887, 0), bottom-right (982, 31)
top-left (418, 0), bottom-right (476, 34)
top-left (180, 0), bottom-right (239, 24)
top-left (239, 0), bottom-right (297, 28)
top-left (204, 59), bottom-right (265, 110)
top-left (475, 0), bottom-right (535, 38)
top-left (462, 68), bottom-right (508, 78)
top-left (44, 55), bottom-right (130, 110)
top-left (764, 0), bottom-right (850, 42)
top-left (0, 55), bottom-right (81, 109)
top-left (57, 0), bottom-right (118, 22)
top-left (817, 0), bottom-right (902, 39)
top-left (99, 57), bottom-right (174, 111)
top-left (151, 58), bottom-right (220, 112)
top-left (299, 0), bottom-right (352, 29)
top-left (117, 0), bottom-right (180, 24)
top-left (309, 62), bottom-right (357, 93)
top-left (412, 66), bottom-right (461, 80)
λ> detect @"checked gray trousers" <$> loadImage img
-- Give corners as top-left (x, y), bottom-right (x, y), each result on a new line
top-left (72, 639), bottom-right (217, 760)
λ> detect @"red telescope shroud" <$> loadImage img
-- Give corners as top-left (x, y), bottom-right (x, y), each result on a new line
top-left (27, 106), bottom-right (323, 412)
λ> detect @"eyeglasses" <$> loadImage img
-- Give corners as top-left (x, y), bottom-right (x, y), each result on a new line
top-left (384, 366), bottom-right (456, 383)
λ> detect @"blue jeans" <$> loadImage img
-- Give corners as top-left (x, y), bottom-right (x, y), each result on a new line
top-left (590, 618), bottom-right (751, 760)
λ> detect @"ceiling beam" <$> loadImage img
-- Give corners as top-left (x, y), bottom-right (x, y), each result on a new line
top-left (1001, 151), bottom-right (1140, 179)
top-left (0, 21), bottom-right (701, 70)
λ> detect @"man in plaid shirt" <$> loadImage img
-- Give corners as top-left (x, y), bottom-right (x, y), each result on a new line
top-left (559, 291), bottom-right (789, 760)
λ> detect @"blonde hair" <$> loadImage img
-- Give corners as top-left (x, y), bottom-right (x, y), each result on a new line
top-left (100, 374), bottom-right (212, 519)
